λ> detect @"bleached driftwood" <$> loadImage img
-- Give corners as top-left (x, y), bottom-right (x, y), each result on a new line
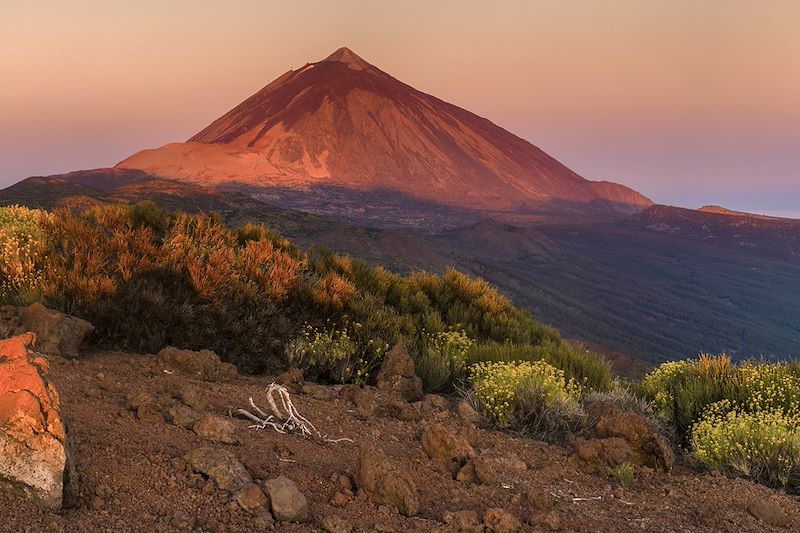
top-left (238, 382), bottom-right (352, 443)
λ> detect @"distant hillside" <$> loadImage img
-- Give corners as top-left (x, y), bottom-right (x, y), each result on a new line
top-left (630, 205), bottom-right (800, 260)
top-left (4, 175), bottom-right (798, 363)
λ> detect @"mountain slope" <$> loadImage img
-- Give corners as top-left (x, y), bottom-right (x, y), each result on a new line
top-left (118, 47), bottom-right (651, 217)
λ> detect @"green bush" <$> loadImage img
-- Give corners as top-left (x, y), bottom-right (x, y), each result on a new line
top-left (644, 355), bottom-right (800, 490)
top-left (692, 400), bottom-right (800, 490)
top-left (512, 383), bottom-right (587, 442)
top-left (467, 340), bottom-right (612, 392)
top-left (609, 462), bottom-right (635, 487)
top-left (641, 355), bottom-right (740, 438)
top-left (411, 329), bottom-right (474, 392)
top-left (469, 360), bottom-right (581, 429)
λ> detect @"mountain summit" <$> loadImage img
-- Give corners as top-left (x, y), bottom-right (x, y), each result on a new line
top-left (118, 47), bottom-right (652, 216)
top-left (322, 46), bottom-right (373, 69)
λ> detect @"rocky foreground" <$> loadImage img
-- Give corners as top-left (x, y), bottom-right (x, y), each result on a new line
top-left (1, 311), bottom-right (798, 532)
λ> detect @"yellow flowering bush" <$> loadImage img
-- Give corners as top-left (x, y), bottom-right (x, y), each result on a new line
top-left (470, 360), bottom-right (581, 428)
top-left (691, 400), bottom-right (800, 489)
top-left (286, 323), bottom-right (385, 384)
top-left (414, 329), bottom-right (474, 391)
top-left (644, 355), bottom-right (800, 489)
top-left (0, 206), bottom-right (50, 304)
top-left (641, 360), bottom-right (692, 415)
top-left (737, 362), bottom-right (800, 418)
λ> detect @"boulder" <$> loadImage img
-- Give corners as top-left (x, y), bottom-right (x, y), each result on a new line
top-left (453, 400), bottom-right (480, 426)
top-left (515, 489), bottom-right (554, 512)
top-left (355, 445), bottom-right (419, 517)
top-left (443, 510), bottom-right (484, 533)
top-left (531, 511), bottom-right (561, 531)
top-left (157, 346), bottom-right (237, 382)
top-left (421, 424), bottom-right (474, 476)
top-left (0, 333), bottom-right (76, 510)
top-left (193, 414), bottom-right (238, 445)
top-left (483, 508), bottom-right (521, 533)
top-left (235, 482), bottom-right (269, 515)
top-left (421, 394), bottom-right (450, 413)
top-left (456, 456), bottom-right (496, 485)
top-left (375, 398), bottom-right (420, 422)
top-left (168, 404), bottom-right (199, 429)
top-left (747, 498), bottom-right (791, 529)
top-left (375, 342), bottom-right (423, 402)
top-left (302, 382), bottom-right (337, 401)
top-left (178, 384), bottom-right (206, 410)
top-left (263, 476), bottom-right (309, 523)
top-left (126, 391), bottom-right (164, 423)
top-left (277, 368), bottom-right (305, 393)
top-left (340, 385), bottom-right (378, 418)
top-left (15, 303), bottom-right (94, 357)
top-left (585, 400), bottom-right (674, 472)
top-left (570, 437), bottom-right (635, 473)
top-left (184, 447), bottom-right (251, 492)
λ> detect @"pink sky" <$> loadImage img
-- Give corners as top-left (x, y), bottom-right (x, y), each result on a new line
top-left (1, 0), bottom-right (798, 215)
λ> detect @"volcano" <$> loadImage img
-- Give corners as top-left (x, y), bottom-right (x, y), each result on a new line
top-left (117, 47), bottom-right (651, 217)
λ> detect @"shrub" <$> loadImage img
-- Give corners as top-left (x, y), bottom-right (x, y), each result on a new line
top-left (640, 360), bottom-right (692, 416)
top-left (641, 354), bottom-right (740, 438)
top-left (609, 462), bottom-right (635, 487)
top-left (513, 384), bottom-right (587, 442)
top-left (286, 323), bottom-right (383, 384)
top-left (0, 206), bottom-right (50, 304)
top-left (411, 329), bottom-right (474, 392)
top-left (469, 360), bottom-right (581, 429)
top-left (467, 340), bottom-right (612, 392)
top-left (642, 355), bottom-right (800, 440)
top-left (583, 386), bottom-right (655, 420)
top-left (692, 401), bottom-right (800, 490)
top-left (0, 203), bottom-right (601, 391)
top-left (737, 362), bottom-right (800, 418)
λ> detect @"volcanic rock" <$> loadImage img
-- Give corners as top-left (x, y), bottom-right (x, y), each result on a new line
top-left (157, 346), bottom-right (237, 381)
top-left (420, 424), bottom-right (474, 476)
top-left (585, 400), bottom-right (674, 471)
top-left (264, 476), bottom-right (309, 523)
top-left (747, 498), bottom-right (791, 529)
top-left (235, 482), bottom-right (269, 515)
top-left (355, 445), bottom-right (419, 517)
top-left (13, 303), bottom-right (94, 357)
top-left (184, 447), bottom-right (251, 492)
top-left (375, 342), bottom-right (423, 402)
top-left (193, 414), bottom-right (238, 445)
top-left (0, 333), bottom-right (76, 510)
top-left (483, 508), bottom-right (521, 533)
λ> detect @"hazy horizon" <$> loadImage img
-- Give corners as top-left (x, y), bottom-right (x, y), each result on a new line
top-left (1, 0), bottom-right (798, 216)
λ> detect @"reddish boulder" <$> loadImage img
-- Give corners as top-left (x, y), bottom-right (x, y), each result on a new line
top-left (157, 346), bottom-right (237, 382)
top-left (355, 445), bottom-right (419, 517)
top-left (5, 303), bottom-right (94, 357)
top-left (184, 447), bottom-right (251, 492)
top-left (193, 414), bottom-right (238, 445)
top-left (0, 333), bottom-right (75, 510)
top-left (585, 400), bottom-right (674, 472)
top-left (570, 437), bottom-right (635, 473)
top-left (375, 342), bottom-right (423, 402)
top-left (421, 423), bottom-right (474, 476)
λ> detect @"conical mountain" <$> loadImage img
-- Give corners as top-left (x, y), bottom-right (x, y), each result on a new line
top-left (118, 47), bottom-right (651, 215)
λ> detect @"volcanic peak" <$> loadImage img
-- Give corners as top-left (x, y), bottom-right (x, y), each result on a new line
top-left (322, 47), bottom-right (372, 70)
